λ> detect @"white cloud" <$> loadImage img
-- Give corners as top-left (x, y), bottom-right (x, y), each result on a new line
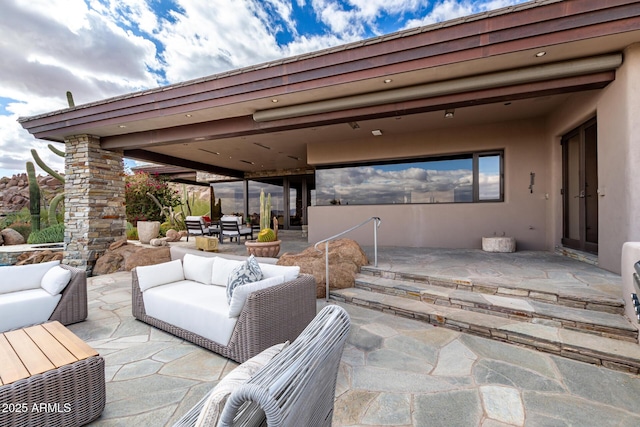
top-left (0, 0), bottom-right (528, 178)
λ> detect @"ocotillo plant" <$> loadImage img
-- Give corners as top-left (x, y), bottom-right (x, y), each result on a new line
top-left (26, 161), bottom-right (41, 232)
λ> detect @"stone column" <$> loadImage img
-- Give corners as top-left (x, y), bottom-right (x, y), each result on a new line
top-left (64, 135), bottom-right (126, 273)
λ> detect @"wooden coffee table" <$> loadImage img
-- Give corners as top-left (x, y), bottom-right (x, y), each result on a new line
top-left (0, 321), bottom-right (105, 426)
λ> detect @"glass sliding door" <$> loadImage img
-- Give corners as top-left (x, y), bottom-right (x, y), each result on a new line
top-left (562, 118), bottom-right (598, 254)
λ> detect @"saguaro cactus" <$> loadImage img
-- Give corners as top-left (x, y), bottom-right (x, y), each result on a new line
top-left (26, 161), bottom-right (41, 232)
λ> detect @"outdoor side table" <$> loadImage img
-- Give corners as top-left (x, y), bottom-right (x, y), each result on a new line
top-left (0, 321), bottom-right (105, 427)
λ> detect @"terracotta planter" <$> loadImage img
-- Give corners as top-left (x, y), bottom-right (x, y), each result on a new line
top-left (245, 240), bottom-right (281, 258)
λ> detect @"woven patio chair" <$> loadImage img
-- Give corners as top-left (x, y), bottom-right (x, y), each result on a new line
top-left (173, 304), bottom-right (351, 427)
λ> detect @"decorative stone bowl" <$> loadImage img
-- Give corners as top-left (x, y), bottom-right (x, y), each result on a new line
top-left (245, 240), bottom-right (281, 258)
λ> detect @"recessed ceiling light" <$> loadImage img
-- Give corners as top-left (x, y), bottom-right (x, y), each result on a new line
top-left (185, 114), bottom-right (193, 117)
top-left (198, 148), bottom-right (219, 155)
top-left (271, 99), bottom-right (278, 103)
top-left (383, 79), bottom-right (392, 84)
top-left (371, 130), bottom-right (382, 136)
top-left (444, 109), bottom-right (455, 119)
top-left (535, 51), bottom-right (546, 57)
top-left (348, 122), bottom-right (360, 130)
top-left (194, 137), bottom-right (206, 141)
top-left (240, 160), bottom-right (255, 165)
top-left (118, 125), bottom-right (126, 128)
top-left (288, 155), bottom-right (301, 161)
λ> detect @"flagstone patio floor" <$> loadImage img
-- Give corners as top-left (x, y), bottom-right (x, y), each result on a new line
top-left (71, 238), bottom-right (640, 426)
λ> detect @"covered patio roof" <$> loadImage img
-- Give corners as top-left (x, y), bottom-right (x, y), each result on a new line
top-left (18, 0), bottom-right (640, 177)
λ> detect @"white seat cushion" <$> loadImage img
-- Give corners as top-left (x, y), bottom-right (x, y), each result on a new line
top-left (0, 260), bottom-right (61, 294)
top-left (0, 289), bottom-right (62, 332)
top-left (143, 281), bottom-right (237, 346)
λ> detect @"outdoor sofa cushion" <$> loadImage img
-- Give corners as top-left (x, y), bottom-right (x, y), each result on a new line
top-left (143, 280), bottom-right (238, 346)
top-left (211, 257), bottom-right (243, 287)
top-left (194, 342), bottom-right (288, 427)
top-left (0, 260), bottom-right (61, 294)
top-left (260, 263), bottom-right (300, 281)
top-left (136, 259), bottom-right (185, 291)
top-left (40, 265), bottom-right (72, 296)
top-left (0, 289), bottom-right (61, 332)
top-left (227, 275), bottom-right (286, 318)
top-left (183, 253), bottom-right (215, 285)
top-left (226, 255), bottom-right (262, 303)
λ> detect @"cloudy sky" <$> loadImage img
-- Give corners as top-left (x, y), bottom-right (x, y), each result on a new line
top-left (0, 0), bottom-right (527, 179)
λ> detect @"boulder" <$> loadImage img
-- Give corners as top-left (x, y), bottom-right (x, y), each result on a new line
top-left (1, 228), bottom-right (26, 245)
top-left (109, 238), bottom-right (129, 251)
top-left (93, 242), bottom-right (171, 275)
top-left (165, 229), bottom-right (182, 242)
top-left (16, 250), bottom-right (64, 265)
top-left (124, 247), bottom-right (171, 270)
top-left (277, 238), bottom-right (369, 298)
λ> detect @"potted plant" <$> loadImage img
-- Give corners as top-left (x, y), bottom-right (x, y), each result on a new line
top-left (245, 190), bottom-right (281, 257)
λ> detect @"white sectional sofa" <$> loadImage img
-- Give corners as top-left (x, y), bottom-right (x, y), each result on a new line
top-left (0, 260), bottom-right (88, 332)
top-left (132, 253), bottom-right (317, 363)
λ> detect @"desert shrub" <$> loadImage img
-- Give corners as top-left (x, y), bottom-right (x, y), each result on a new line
top-left (126, 221), bottom-right (139, 240)
top-left (27, 223), bottom-right (64, 244)
top-left (1, 208), bottom-right (31, 229)
top-left (125, 172), bottom-right (180, 225)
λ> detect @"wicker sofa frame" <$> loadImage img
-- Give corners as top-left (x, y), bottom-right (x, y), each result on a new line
top-left (49, 264), bottom-right (88, 326)
top-left (132, 271), bottom-right (317, 363)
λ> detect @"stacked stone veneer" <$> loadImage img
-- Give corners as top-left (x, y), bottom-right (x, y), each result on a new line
top-left (64, 135), bottom-right (126, 273)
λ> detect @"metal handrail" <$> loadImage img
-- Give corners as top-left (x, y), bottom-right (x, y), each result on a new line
top-left (314, 217), bottom-right (381, 301)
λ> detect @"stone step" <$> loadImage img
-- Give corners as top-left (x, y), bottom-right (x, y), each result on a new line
top-left (354, 275), bottom-right (638, 342)
top-left (331, 287), bottom-right (640, 374)
top-left (360, 266), bottom-right (625, 315)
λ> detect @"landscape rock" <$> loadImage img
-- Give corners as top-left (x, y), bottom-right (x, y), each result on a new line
top-left (150, 238), bottom-right (169, 246)
top-left (1, 228), bottom-right (26, 245)
top-left (0, 173), bottom-right (64, 216)
top-left (93, 242), bottom-right (171, 275)
top-left (16, 250), bottom-right (63, 265)
top-left (277, 238), bottom-right (369, 298)
top-left (165, 229), bottom-right (182, 242)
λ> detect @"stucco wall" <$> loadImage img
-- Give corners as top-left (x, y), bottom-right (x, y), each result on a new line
top-left (308, 119), bottom-right (551, 250)
top-left (595, 44), bottom-right (640, 273)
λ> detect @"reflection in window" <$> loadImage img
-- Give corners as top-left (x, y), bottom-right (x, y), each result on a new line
top-left (478, 154), bottom-right (502, 201)
top-left (316, 151), bottom-right (502, 206)
top-left (211, 181), bottom-right (244, 215)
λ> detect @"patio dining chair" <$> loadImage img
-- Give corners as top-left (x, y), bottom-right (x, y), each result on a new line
top-left (185, 216), bottom-right (220, 242)
top-left (220, 220), bottom-right (253, 244)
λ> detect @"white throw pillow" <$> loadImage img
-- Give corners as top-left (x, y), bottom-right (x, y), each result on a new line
top-left (211, 257), bottom-right (243, 287)
top-left (259, 263), bottom-right (300, 282)
top-left (194, 342), bottom-right (288, 427)
top-left (183, 254), bottom-right (215, 285)
top-left (228, 275), bottom-right (285, 318)
top-left (226, 256), bottom-right (262, 304)
top-left (136, 259), bottom-right (184, 292)
top-left (40, 266), bottom-right (72, 296)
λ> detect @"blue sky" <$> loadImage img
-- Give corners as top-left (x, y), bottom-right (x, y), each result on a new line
top-left (0, 0), bottom-right (527, 179)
